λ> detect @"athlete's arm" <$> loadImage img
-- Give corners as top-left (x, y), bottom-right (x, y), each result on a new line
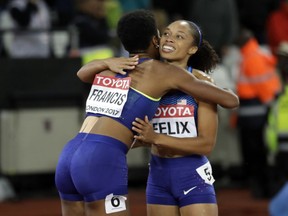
top-left (132, 103), bottom-right (217, 155)
top-left (131, 71), bottom-right (219, 155)
top-left (165, 64), bottom-right (239, 109)
top-left (132, 97), bottom-right (218, 156)
top-left (77, 56), bottom-right (139, 83)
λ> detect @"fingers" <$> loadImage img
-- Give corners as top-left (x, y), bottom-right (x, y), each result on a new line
top-left (133, 134), bottom-right (143, 140)
top-left (117, 56), bottom-right (139, 74)
top-left (134, 117), bottom-right (145, 124)
top-left (132, 117), bottom-right (146, 138)
top-left (118, 69), bottom-right (127, 75)
top-left (132, 126), bottom-right (142, 134)
top-left (129, 55), bottom-right (139, 62)
top-left (144, 115), bottom-right (150, 123)
top-left (122, 64), bottom-right (137, 70)
top-left (122, 58), bottom-right (138, 68)
top-left (108, 56), bottom-right (139, 75)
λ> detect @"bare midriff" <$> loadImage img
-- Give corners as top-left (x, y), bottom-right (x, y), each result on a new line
top-left (79, 116), bottom-right (134, 148)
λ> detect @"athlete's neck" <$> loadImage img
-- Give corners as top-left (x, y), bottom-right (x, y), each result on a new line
top-left (165, 60), bottom-right (187, 69)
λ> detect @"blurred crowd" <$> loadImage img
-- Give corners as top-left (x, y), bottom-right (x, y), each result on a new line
top-left (0, 0), bottom-right (285, 60)
top-left (0, 0), bottom-right (288, 208)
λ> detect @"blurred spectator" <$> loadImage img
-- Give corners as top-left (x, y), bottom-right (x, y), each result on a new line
top-left (53, 0), bottom-right (74, 27)
top-left (152, 9), bottom-right (169, 34)
top-left (266, 42), bottom-right (288, 188)
top-left (235, 28), bottom-right (282, 199)
top-left (118, 0), bottom-right (151, 14)
top-left (277, 42), bottom-right (288, 84)
top-left (105, 0), bottom-right (122, 30)
top-left (266, 0), bottom-right (288, 55)
top-left (236, 0), bottom-right (279, 44)
top-left (268, 41), bottom-right (288, 216)
top-left (5, 0), bottom-right (51, 58)
top-left (69, 0), bottom-right (114, 63)
top-left (187, 0), bottom-right (239, 58)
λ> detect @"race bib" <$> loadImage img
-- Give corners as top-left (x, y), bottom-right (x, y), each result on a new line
top-left (152, 104), bottom-right (197, 137)
top-left (86, 75), bottom-right (131, 118)
top-left (105, 193), bottom-right (127, 214)
top-left (196, 162), bottom-right (215, 185)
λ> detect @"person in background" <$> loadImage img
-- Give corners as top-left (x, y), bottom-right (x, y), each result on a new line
top-left (187, 0), bottom-right (239, 58)
top-left (118, 0), bottom-right (151, 13)
top-left (152, 9), bottom-right (169, 35)
top-left (269, 41), bottom-right (288, 216)
top-left (5, 0), bottom-right (51, 58)
top-left (236, 0), bottom-right (278, 44)
top-left (69, 0), bottom-right (114, 63)
top-left (271, 42), bottom-right (288, 180)
top-left (235, 28), bottom-right (282, 199)
top-left (53, 0), bottom-right (75, 27)
top-left (266, 0), bottom-right (288, 55)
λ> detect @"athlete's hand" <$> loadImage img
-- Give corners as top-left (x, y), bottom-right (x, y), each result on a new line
top-left (103, 55), bottom-right (139, 75)
top-left (132, 116), bottom-right (158, 144)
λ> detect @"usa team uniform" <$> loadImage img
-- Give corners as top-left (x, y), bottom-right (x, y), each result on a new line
top-left (55, 61), bottom-right (160, 202)
top-left (147, 68), bottom-right (217, 207)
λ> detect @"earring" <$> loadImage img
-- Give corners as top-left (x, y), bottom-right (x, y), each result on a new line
top-left (155, 44), bottom-right (159, 49)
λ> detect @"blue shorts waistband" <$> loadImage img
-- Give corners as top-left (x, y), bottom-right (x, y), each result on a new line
top-left (151, 154), bottom-right (208, 168)
top-left (75, 133), bottom-right (129, 154)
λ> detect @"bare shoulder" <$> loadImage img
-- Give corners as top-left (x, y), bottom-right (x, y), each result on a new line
top-left (192, 69), bottom-right (215, 84)
top-left (152, 60), bottom-right (189, 76)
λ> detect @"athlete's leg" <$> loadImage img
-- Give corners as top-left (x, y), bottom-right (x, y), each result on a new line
top-left (180, 204), bottom-right (218, 216)
top-left (146, 155), bottom-right (180, 216)
top-left (85, 196), bottom-right (131, 216)
top-left (147, 204), bottom-right (180, 216)
top-left (56, 135), bottom-right (85, 216)
top-left (61, 200), bottom-right (85, 216)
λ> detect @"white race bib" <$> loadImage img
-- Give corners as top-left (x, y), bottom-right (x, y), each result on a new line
top-left (86, 75), bottom-right (131, 118)
top-left (152, 104), bottom-right (197, 137)
top-left (196, 162), bottom-right (215, 185)
top-left (105, 193), bottom-right (127, 214)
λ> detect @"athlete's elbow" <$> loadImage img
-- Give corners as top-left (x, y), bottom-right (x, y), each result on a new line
top-left (77, 68), bottom-right (85, 80)
top-left (231, 95), bottom-right (240, 109)
top-left (77, 68), bottom-right (91, 83)
top-left (201, 140), bottom-right (216, 156)
top-left (203, 145), bottom-right (214, 156)
top-left (223, 94), bottom-right (240, 109)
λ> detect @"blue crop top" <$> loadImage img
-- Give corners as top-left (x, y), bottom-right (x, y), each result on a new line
top-left (86, 58), bottom-right (161, 133)
top-left (153, 66), bottom-right (199, 131)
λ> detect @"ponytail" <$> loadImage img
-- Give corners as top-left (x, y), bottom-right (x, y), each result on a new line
top-left (187, 39), bottom-right (220, 73)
